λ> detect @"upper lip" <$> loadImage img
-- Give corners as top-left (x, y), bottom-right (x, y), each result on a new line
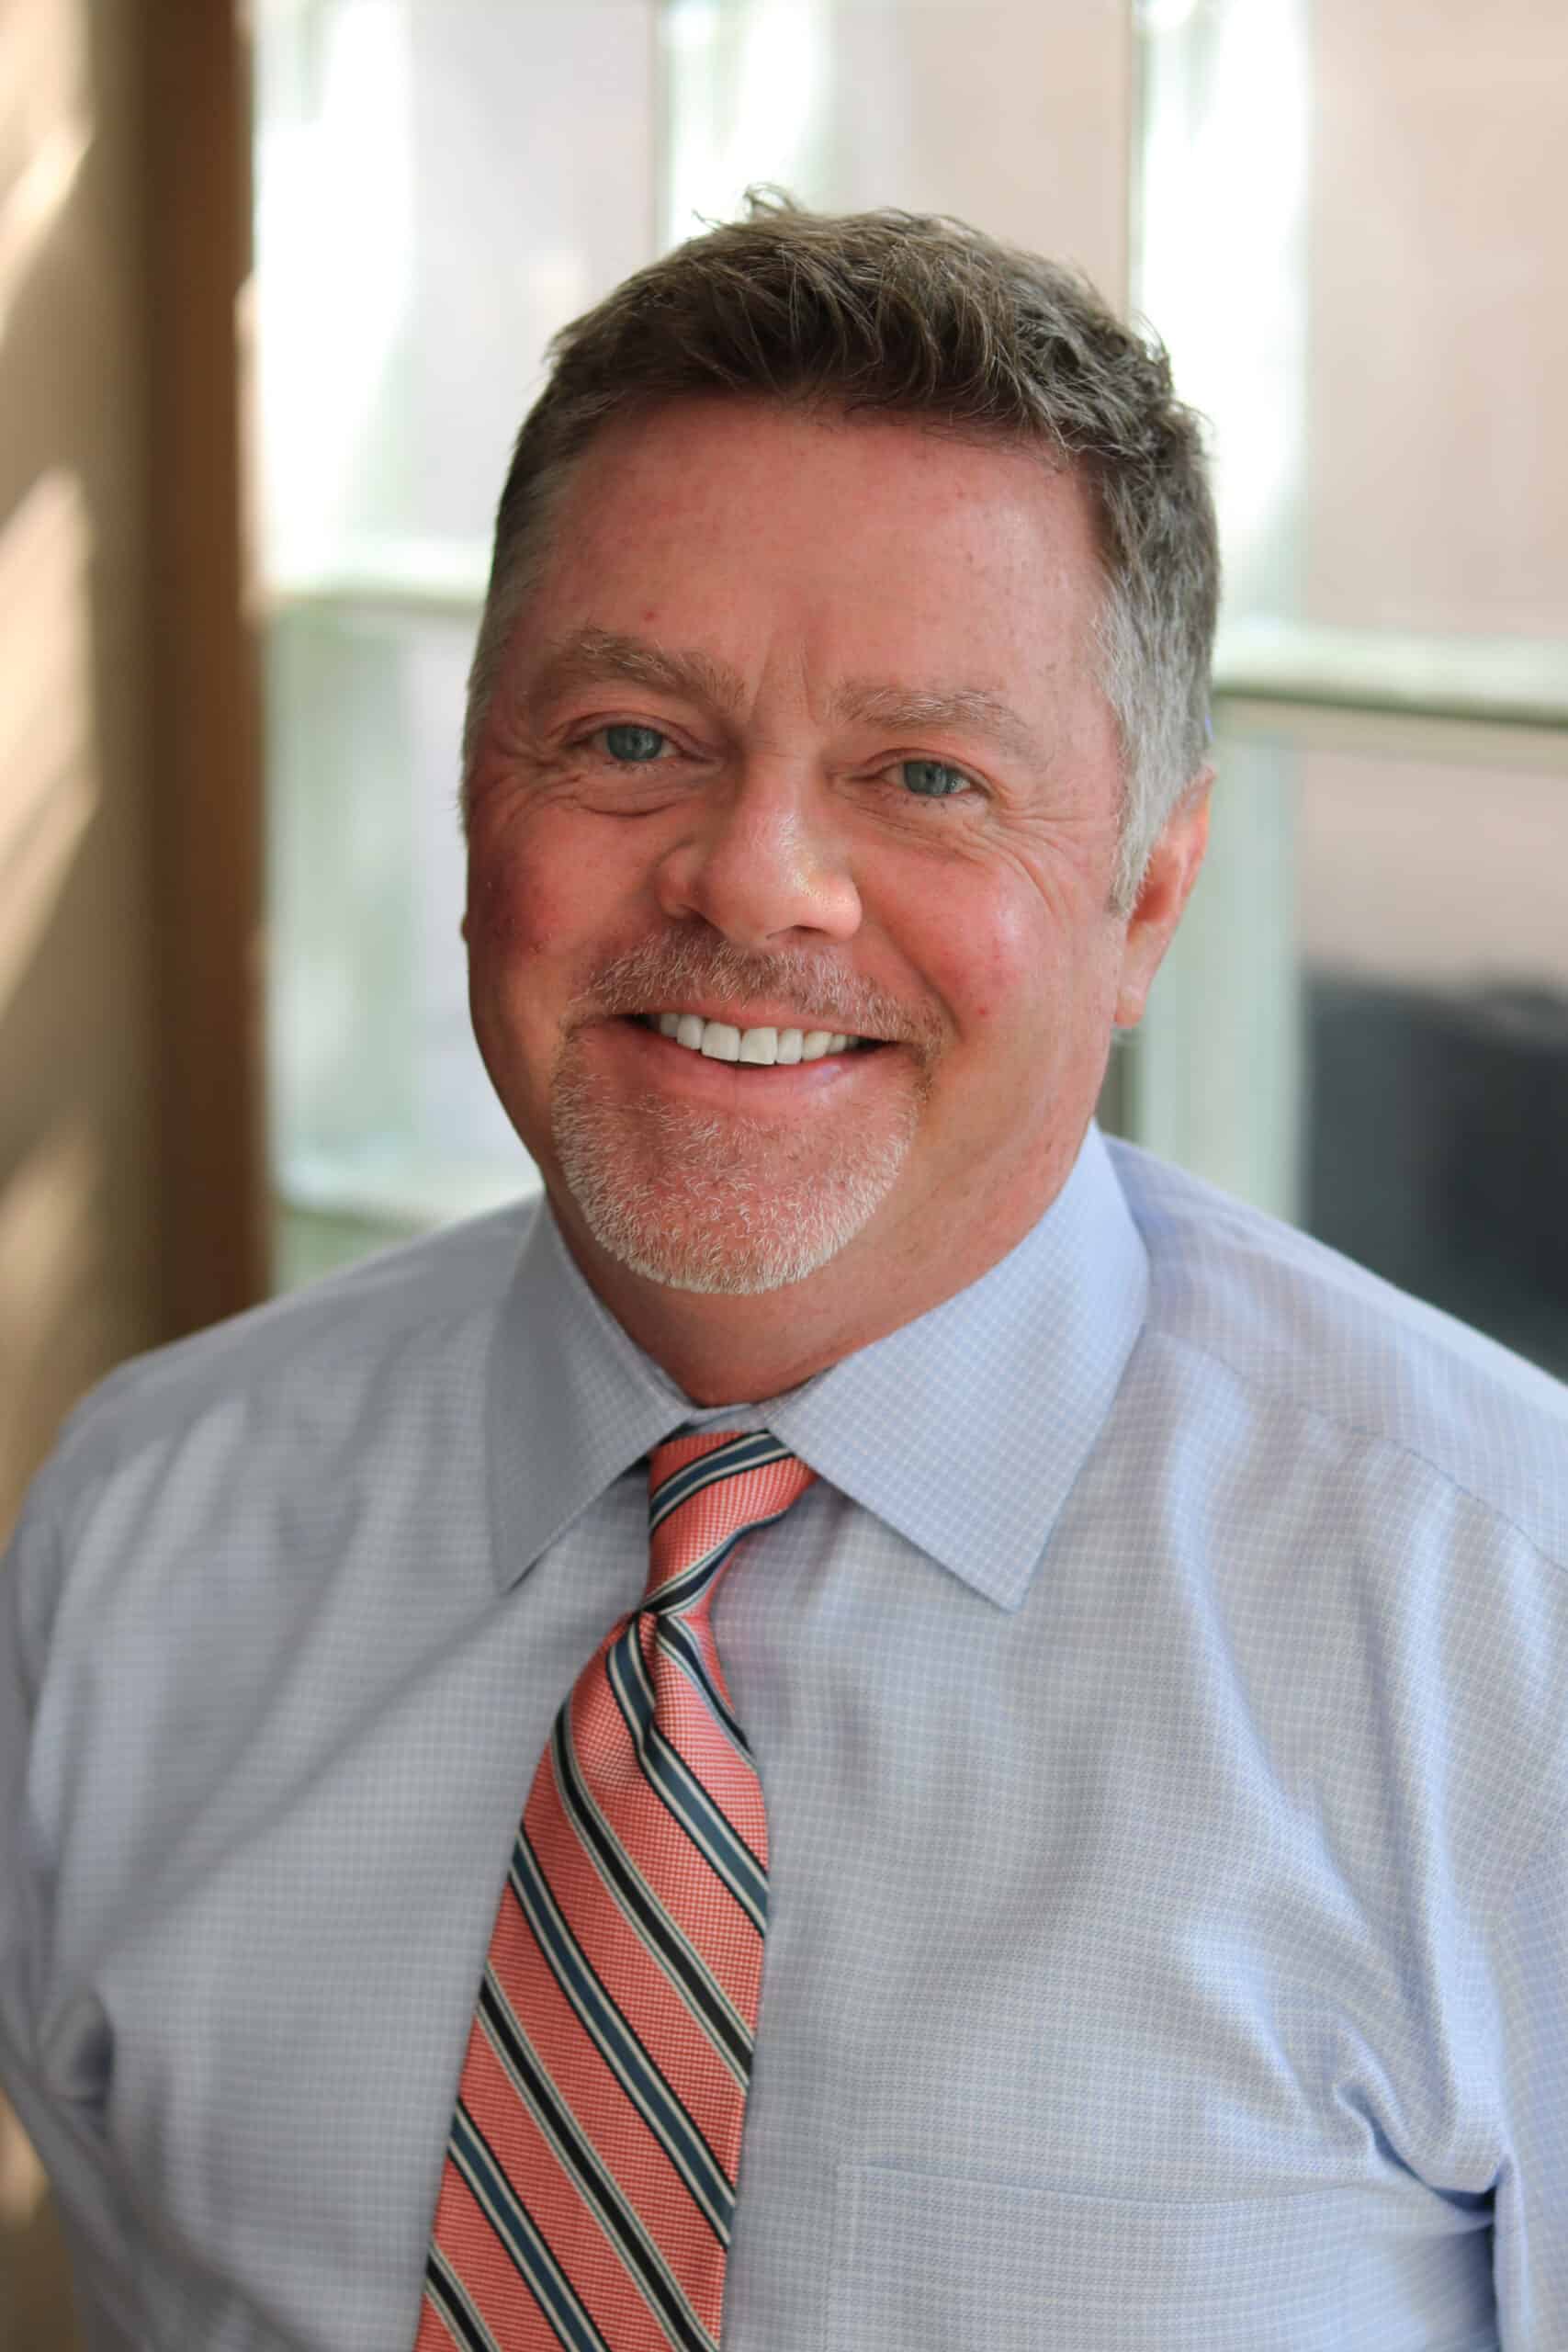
top-left (629, 1004), bottom-right (883, 1039)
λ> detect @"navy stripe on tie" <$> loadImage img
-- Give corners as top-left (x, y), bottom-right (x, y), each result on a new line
top-left (607, 1624), bottom-right (769, 1928)
top-left (647, 1530), bottom-right (754, 1621)
top-left (477, 1979), bottom-right (717, 2352)
top-left (423, 2245), bottom-right (504, 2352)
top-left (512, 1825), bottom-right (737, 2241)
top-left (654, 1614), bottom-right (752, 1763)
top-left (648, 1433), bottom-right (789, 1532)
top-left (649, 1489), bottom-right (816, 1628)
top-left (448, 2103), bottom-right (614, 2352)
top-left (551, 1712), bottom-right (752, 2083)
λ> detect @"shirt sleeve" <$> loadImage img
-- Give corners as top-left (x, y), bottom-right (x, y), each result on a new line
top-left (1, 1472), bottom-right (56, 2107)
top-left (0, 1453), bottom-right (143, 2337)
top-left (1493, 1787), bottom-right (1568, 2346)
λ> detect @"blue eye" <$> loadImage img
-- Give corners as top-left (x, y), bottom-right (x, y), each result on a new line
top-left (900, 758), bottom-right (970, 798)
top-left (604, 723), bottom-right (667, 763)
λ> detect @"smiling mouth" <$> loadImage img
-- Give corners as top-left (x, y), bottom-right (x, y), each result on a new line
top-left (630, 1012), bottom-right (883, 1067)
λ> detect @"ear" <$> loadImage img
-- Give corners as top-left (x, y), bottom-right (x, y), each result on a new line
top-left (1112, 772), bottom-right (1213, 1029)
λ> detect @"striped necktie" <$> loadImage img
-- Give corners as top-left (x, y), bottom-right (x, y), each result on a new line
top-left (418, 1429), bottom-right (818, 2352)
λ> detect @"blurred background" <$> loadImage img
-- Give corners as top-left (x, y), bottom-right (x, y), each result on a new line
top-left (2, 0), bottom-right (1564, 2337)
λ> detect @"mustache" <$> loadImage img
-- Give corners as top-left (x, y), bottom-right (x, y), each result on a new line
top-left (569, 934), bottom-right (938, 1049)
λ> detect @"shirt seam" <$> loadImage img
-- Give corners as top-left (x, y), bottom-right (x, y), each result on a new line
top-left (1154, 1322), bottom-right (1568, 1582)
top-left (43, 1278), bottom-right (508, 1503)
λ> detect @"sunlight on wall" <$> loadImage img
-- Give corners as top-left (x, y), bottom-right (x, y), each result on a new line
top-left (0, 2105), bottom-right (47, 2235)
top-left (0, 1118), bottom-right (101, 1513)
top-left (0, 7), bottom-right (99, 2336)
top-left (0, 416), bottom-right (97, 2352)
top-left (0, 469), bottom-right (97, 1012)
top-left (0, 122), bottom-right (88, 338)
top-left (0, 0), bottom-right (87, 342)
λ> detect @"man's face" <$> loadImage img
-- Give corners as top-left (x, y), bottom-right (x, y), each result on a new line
top-left (465, 397), bottom-right (1205, 1330)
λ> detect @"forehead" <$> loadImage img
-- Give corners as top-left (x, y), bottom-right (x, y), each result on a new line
top-left (523, 396), bottom-right (1107, 697)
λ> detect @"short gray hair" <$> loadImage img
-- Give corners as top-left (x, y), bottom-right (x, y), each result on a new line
top-left (464, 193), bottom-right (1218, 911)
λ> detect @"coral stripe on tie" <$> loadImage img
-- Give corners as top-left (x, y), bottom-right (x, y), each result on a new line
top-left (522, 1754), bottom-right (749, 2155)
top-left (462, 2014), bottom-right (719, 2346)
top-left (419, 1430), bottom-right (816, 2351)
top-left (564, 1652), bottom-right (765, 2024)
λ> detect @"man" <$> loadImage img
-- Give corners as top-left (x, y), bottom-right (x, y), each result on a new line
top-left (3, 198), bottom-right (1565, 2351)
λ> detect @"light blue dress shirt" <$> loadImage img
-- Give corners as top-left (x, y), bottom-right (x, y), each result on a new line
top-left (4, 1128), bottom-right (1568, 2350)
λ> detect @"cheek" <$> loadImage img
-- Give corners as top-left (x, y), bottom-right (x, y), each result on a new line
top-left (912, 870), bottom-right (1119, 1074)
top-left (465, 864), bottom-right (525, 958)
top-left (920, 877), bottom-right (1054, 1040)
top-left (467, 820), bottom-right (604, 968)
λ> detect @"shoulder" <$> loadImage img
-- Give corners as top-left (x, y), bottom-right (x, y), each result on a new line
top-left (18, 1194), bottom-right (546, 1532)
top-left (1107, 1136), bottom-right (1568, 1568)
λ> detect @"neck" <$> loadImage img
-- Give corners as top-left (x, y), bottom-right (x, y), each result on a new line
top-left (546, 1161), bottom-right (1069, 1404)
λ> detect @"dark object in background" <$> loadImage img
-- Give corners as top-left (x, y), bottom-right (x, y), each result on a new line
top-left (1305, 974), bottom-right (1568, 1381)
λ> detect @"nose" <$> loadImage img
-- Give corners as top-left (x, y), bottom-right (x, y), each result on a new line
top-left (653, 763), bottom-right (863, 948)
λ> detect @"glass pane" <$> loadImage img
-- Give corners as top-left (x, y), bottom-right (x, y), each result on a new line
top-left (1296, 752), bottom-right (1568, 1378)
top-left (663, 0), bottom-right (1130, 295)
top-left (1138, 0), bottom-right (1568, 654)
top-left (253, 0), bottom-right (660, 1280)
top-left (254, 0), bottom-right (657, 585)
top-left (1126, 738), bottom-right (1301, 1221)
top-left (1133, 0), bottom-right (1568, 1377)
top-left (265, 603), bottom-right (526, 1226)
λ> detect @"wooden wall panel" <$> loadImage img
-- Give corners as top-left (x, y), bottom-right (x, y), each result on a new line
top-left (144, 0), bottom-right (266, 1334)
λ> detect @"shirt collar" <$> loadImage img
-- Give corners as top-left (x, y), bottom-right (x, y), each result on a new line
top-left (487, 1123), bottom-right (1148, 1612)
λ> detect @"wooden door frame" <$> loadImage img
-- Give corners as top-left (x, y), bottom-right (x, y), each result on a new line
top-left (143, 0), bottom-right (267, 1336)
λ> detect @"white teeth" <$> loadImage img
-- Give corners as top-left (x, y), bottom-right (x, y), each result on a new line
top-left (648, 1012), bottom-right (864, 1066)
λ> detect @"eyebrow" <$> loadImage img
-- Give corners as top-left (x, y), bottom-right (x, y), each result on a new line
top-left (528, 626), bottom-right (1044, 765)
top-left (829, 682), bottom-right (1043, 765)
top-left (527, 628), bottom-right (747, 715)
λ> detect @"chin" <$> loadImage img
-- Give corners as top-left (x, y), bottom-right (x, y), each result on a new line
top-left (550, 1086), bottom-right (915, 1297)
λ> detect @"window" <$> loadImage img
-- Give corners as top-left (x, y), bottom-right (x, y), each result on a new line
top-left (254, 0), bottom-right (660, 1280)
top-left (1134, 0), bottom-right (1568, 1374)
top-left (254, 0), bottom-right (1568, 1374)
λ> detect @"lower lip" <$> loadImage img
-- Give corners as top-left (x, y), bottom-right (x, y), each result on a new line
top-left (592, 1017), bottom-right (891, 1103)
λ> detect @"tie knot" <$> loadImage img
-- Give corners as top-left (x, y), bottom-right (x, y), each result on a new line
top-left (646, 1430), bottom-right (817, 1612)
